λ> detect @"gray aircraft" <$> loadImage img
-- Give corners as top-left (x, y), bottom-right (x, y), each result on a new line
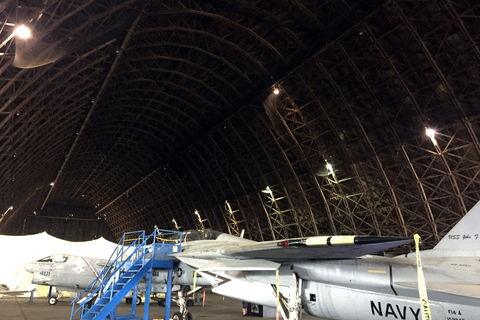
top-left (25, 200), bottom-right (480, 320)
top-left (164, 201), bottom-right (480, 320)
top-left (23, 253), bottom-right (178, 305)
top-left (24, 254), bottom-right (110, 305)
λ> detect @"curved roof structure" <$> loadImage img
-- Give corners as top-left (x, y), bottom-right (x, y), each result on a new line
top-left (0, 0), bottom-right (479, 250)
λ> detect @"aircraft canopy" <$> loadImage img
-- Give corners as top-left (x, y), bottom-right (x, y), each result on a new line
top-left (166, 229), bottom-right (223, 243)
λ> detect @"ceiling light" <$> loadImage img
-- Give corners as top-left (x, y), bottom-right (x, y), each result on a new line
top-left (326, 163), bottom-right (335, 176)
top-left (1, 206), bottom-right (13, 220)
top-left (0, 25), bottom-right (31, 50)
top-left (262, 186), bottom-right (272, 194)
top-left (273, 88), bottom-right (280, 95)
top-left (14, 25), bottom-right (31, 39)
top-left (426, 128), bottom-right (438, 147)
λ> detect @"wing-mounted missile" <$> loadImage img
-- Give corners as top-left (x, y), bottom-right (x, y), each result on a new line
top-left (278, 235), bottom-right (413, 247)
top-left (220, 235), bottom-right (413, 261)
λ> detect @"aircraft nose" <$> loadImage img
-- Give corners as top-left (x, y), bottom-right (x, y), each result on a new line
top-left (24, 262), bottom-right (36, 273)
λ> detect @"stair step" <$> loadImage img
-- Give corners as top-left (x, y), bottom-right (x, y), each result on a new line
top-left (89, 305), bottom-right (104, 311)
top-left (73, 232), bottom-right (161, 320)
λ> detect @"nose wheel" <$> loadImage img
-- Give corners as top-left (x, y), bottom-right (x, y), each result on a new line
top-left (47, 286), bottom-right (63, 305)
top-left (172, 285), bottom-right (202, 320)
top-left (172, 311), bottom-right (192, 320)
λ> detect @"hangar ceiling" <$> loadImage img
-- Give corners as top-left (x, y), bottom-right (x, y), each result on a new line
top-left (0, 0), bottom-right (479, 249)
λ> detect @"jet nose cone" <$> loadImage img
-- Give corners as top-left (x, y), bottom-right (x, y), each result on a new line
top-left (24, 262), bottom-right (36, 273)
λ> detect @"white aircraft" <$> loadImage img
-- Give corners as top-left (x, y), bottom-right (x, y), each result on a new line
top-left (25, 200), bottom-right (480, 320)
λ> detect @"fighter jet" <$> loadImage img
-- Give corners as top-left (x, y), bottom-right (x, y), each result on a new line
top-left (167, 201), bottom-right (480, 320)
top-left (25, 201), bottom-right (480, 320)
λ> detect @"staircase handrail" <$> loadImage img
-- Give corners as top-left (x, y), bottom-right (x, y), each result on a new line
top-left (70, 231), bottom-right (148, 319)
top-left (70, 228), bottom-right (182, 320)
top-left (72, 231), bottom-right (145, 301)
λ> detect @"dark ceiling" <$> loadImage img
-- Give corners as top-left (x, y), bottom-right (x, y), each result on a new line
top-left (0, 0), bottom-right (479, 249)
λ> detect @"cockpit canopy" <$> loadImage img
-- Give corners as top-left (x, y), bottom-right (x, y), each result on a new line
top-left (166, 229), bottom-right (223, 243)
top-left (37, 254), bottom-right (70, 263)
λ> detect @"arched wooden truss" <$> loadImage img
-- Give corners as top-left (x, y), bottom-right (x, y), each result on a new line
top-left (0, 0), bottom-right (479, 251)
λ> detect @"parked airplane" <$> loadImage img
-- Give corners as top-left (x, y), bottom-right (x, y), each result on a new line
top-left (161, 201), bottom-right (480, 320)
top-left (25, 200), bottom-right (480, 320)
top-left (23, 253), bottom-right (206, 305)
top-left (24, 254), bottom-right (107, 304)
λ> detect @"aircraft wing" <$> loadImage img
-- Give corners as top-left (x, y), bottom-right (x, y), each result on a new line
top-left (396, 282), bottom-right (480, 299)
top-left (179, 257), bottom-right (281, 271)
top-left (219, 235), bottom-right (413, 261)
top-left (0, 290), bottom-right (30, 295)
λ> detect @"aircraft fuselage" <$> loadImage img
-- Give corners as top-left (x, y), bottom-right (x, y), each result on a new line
top-left (238, 254), bottom-right (480, 320)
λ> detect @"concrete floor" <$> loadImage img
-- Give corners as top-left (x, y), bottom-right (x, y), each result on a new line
top-left (0, 292), bottom-right (321, 320)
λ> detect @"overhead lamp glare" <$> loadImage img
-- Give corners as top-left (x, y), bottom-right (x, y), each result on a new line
top-left (425, 128), bottom-right (438, 147)
top-left (326, 163), bottom-right (335, 176)
top-left (1, 206), bottom-right (13, 220)
top-left (425, 128), bottom-right (435, 138)
top-left (273, 88), bottom-right (280, 95)
top-left (262, 186), bottom-right (272, 194)
top-left (14, 25), bottom-right (31, 39)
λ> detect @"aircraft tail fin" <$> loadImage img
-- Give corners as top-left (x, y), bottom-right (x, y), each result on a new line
top-left (433, 200), bottom-right (480, 253)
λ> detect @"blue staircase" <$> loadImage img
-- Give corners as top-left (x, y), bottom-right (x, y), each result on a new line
top-left (70, 229), bottom-right (182, 320)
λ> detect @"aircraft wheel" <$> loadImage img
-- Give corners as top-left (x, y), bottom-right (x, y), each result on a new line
top-left (48, 297), bottom-right (58, 305)
top-left (135, 296), bottom-right (142, 305)
top-left (186, 299), bottom-right (194, 307)
top-left (126, 297), bottom-right (133, 304)
top-left (172, 312), bottom-right (193, 320)
top-left (157, 299), bottom-right (165, 307)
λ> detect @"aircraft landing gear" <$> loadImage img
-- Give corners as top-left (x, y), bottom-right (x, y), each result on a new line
top-left (47, 286), bottom-right (63, 305)
top-left (274, 273), bottom-right (303, 320)
top-left (287, 272), bottom-right (302, 320)
top-left (172, 285), bottom-right (200, 320)
top-left (174, 286), bottom-right (193, 320)
top-left (125, 295), bottom-right (142, 305)
top-left (172, 311), bottom-right (192, 320)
